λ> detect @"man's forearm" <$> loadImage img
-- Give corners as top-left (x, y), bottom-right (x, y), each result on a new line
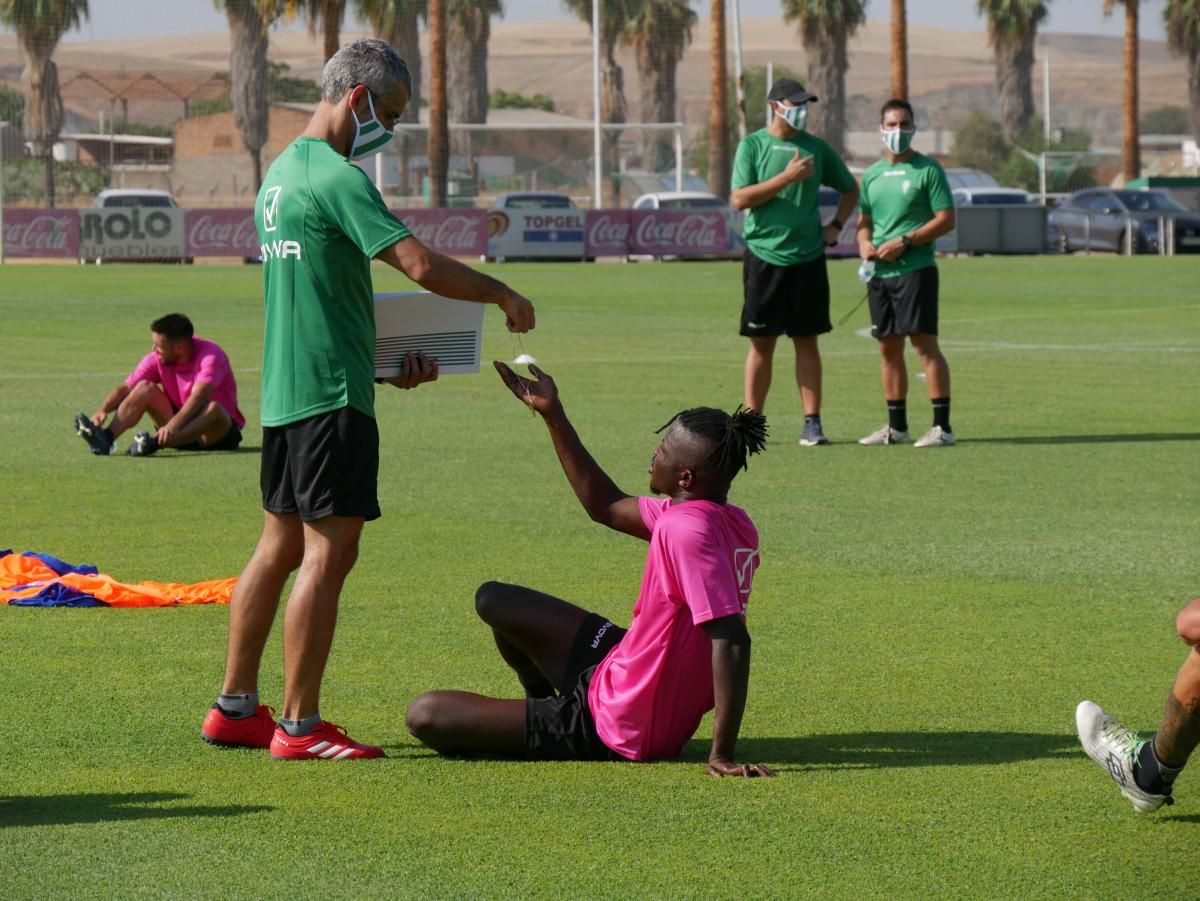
top-left (833, 189), bottom-right (859, 228)
top-left (709, 636), bottom-right (751, 762)
top-left (97, 383), bottom-right (129, 416)
top-left (731, 173), bottom-right (790, 211)
top-left (416, 251), bottom-right (515, 306)
top-left (541, 403), bottom-right (627, 522)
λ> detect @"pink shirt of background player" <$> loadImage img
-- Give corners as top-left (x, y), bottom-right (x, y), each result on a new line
top-left (125, 337), bottom-right (246, 429)
top-left (588, 496), bottom-right (760, 762)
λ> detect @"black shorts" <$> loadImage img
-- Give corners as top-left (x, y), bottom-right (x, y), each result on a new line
top-left (524, 612), bottom-right (627, 761)
top-left (741, 250), bottom-right (831, 338)
top-left (180, 422), bottom-right (243, 452)
top-left (260, 406), bottom-right (380, 522)
top-left (867, 266), bottom-right (940, 338)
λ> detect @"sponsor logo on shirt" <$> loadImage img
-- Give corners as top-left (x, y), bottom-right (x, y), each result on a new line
top-left (260, 238), bottom-right (302, 261)
top-left (902, 180), bottom-right (912, 194)
top-left (262, 185), bottom-right (282, 233)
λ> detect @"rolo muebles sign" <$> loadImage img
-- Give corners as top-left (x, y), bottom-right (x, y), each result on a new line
top-left (80, 208), bottom-right (186, 260)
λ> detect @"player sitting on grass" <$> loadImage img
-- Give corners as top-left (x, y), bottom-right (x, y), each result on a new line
top-left (1077, 595), bottom-right (1200, 812)
top-left (74, 313), bottom-right (244, 457)
top-left (405, 362), bottom-right (775, 777)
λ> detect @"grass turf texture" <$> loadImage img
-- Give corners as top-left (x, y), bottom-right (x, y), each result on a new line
top-left (0, 256), bottom-right (1197, 898)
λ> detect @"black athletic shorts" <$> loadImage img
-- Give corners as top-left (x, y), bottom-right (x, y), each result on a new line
top-left (740, 249), bottom-right (832, 338)
top-left (867, 266), bottom-right (940, 338)
top-left (524, 612), bottom-right (627, 761)
top-left (260, 406), bottom-right (381, 522)
top-left (180, 422), bottom-right (243, 452)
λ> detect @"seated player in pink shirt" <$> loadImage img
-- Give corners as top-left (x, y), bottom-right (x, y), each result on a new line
top-left (74, 313), bottom-right (245, 458)
top-left (406, 361), bottom-right (775, 777)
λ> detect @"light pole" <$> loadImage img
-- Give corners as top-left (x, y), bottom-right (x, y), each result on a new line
top-left (0, 120), bottom-right (7, 266)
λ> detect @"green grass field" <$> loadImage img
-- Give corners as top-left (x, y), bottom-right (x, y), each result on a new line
top-left (1, 256), bottom-right (1197, 898)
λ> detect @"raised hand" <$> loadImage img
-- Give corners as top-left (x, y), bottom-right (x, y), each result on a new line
top-left (494, 360), bottom-right (559, 415)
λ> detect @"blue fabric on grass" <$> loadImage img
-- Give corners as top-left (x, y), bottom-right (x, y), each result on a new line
top-left (8, 583), bottom-right (107, 607)
top-left (21, 550), bottom-right (99, 577)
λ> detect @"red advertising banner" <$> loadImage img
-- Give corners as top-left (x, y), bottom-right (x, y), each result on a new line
top-left (3, 209), bottom-right (80, 258)
top-left (185, 208), bottom-right (259, 257)
top-left (391, 208), bottom-right (487, 257)
top-left (584, 210), bottom-right (632, 257)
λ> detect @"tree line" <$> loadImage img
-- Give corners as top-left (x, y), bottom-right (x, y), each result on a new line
top-left (1, 1), bottom-right (1198, 208)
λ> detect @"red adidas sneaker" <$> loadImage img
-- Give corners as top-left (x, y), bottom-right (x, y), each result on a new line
top-left (201, 704), bottom-right (276, 749)
top-left (269, 721), bottom-right (385, 760)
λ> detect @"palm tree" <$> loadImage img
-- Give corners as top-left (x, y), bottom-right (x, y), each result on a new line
top-left (216, 0), bottom-right (282, 192)
top-left (357, 0), bottom-right (426, 200)
top-left (781, 0), bottom-right (867, 156)
top-left (1164, 0), bottom-right (1200, 143)
top-left (287, 0), bottom-right (346, 61)
top-left (891, 0), bottom-right (907, 99)
top-left (1105, 0), bottom-right (1141, 183)
top-left (0, 0), bottom-right (89, 207)
top-left (429, 0), bottom-right (448, 205)
top-left (628, 0), bottom-right (695, 173)
top-left (709, 0), bottom-right (729, 199)
top-left (447, 0), bottom-right (502, 162)
top-left (563, 0), bottom-right (637, 205)
top-left (977, 1), bottom-right (1049, 141)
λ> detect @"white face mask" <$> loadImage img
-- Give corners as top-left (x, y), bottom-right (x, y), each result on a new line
top-left (350, 90), bottom-right (396, 161)
top-left (882, 126), bottom-right (916, 155)
top-left (775, 102), bottom-right (808, 132)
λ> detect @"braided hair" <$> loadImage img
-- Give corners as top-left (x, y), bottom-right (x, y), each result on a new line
top-left (656, 405), bottom-right (768, 481)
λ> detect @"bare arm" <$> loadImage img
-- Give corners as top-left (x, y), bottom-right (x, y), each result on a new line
top-left (856, 211), bottom-right (877, 261)
top-left (874, 208), bottom-right (956, 262)
top-left (703, 613), bottom-right (774, 778)
top-left (730, 151), bottom-right (813, 212)
top-left (92, 383), bottom-right (131, 426)
top-left (822, 183), bottom-right (860, 246)
top-left (157, 380), bottom-right (213, 445)
top-left (493, 361), bottom-right (649, 540)
top-left (376, 235), bottom-right (535, 333)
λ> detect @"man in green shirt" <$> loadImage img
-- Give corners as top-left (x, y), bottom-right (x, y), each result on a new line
top-left (200, 39), bottom-right (536, 761)
top-left (856, 98), bottom-right (957, 449)
top-left (731, 78), bottom-right (859, 447)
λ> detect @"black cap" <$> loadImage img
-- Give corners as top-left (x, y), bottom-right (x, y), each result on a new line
top-left (767, 78), bottom-right (818, 104)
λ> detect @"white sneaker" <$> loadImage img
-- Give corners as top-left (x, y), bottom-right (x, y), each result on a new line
top-left (857, 425), bottom-right (909, 446)
top-left (1075, 700), bottom-right (1172, 813)
top-left (914, 426), bottom-right (956, 448)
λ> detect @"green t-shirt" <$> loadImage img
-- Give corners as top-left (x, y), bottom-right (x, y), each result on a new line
top-left (731, 128), bottom-right (857, 266)
top-left (254, 137), bottom-right (411, 427)
top-left (858, 152), bottom-right (953, 278)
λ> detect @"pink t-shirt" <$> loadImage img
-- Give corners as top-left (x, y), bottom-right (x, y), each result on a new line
top-left (588, 496), bottom-right (760, 761)
top-left (125, 337), bottom-right (245, 429)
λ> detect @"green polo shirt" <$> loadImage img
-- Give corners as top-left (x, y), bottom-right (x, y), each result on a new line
top-left (731, 128), bottom-right (857, 266)
top-left (859, 152), bottom-right (953, 278)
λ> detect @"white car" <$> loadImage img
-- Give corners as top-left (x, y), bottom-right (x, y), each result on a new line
top-left (631, 191), bottom-right (744, 258)
top-left (92, 188), bottom-right (178, 208)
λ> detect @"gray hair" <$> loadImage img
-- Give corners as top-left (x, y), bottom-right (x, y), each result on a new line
top-left (321, 38), bottom-right (412, 103)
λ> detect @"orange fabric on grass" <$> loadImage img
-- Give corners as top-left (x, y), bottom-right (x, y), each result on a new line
top-left (0, 552), bottom-right (235, 607)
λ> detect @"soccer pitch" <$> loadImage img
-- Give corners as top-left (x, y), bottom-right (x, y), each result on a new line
top-left (1, 256), bottom-right (1197, 898)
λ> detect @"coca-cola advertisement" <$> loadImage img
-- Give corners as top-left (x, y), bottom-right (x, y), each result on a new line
top-left (391, 209), bottom-right (487, 257)
top-left (185, 209), bottom-right (259, 257)
top-left (629, 209), bottom-right (728, 256)
top-left (3, 209), bottom-right (79, 258)
top-left (584, 210), bottom-right (632, 257)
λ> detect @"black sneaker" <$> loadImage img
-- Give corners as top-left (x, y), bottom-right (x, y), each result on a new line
top-left (127, 430), bottom-right (159, 457)
top-left (74, 412), bottom-right (114, 456)
top-left (798, 420), bottom-right (830, 447)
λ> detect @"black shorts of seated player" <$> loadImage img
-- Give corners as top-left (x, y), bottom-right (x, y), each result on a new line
top-left (260, 406), bottom-right (381, 522)
top-left (740, 250), bottom-right (832, 338)
top-left (867, 267), bottom-right (939, 338)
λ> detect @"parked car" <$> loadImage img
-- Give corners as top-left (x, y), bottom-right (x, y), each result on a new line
top-left (1048, 188), bottom-right (1200, 254)
top-left (488, 191), bottom-right (576, 211)
top-left (630, 190), bottom-right (744, 259)
top-left (92, 188), bottom-right (178, 208)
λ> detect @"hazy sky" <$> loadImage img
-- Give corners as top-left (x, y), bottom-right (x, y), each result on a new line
top-left (49, 0), bottom-right (1168, 44)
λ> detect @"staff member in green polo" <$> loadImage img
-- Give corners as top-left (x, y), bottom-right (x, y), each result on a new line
top-left (731, 77), bottom-right (859, 447)
top-left (856, 97), bottom-right (957, 449)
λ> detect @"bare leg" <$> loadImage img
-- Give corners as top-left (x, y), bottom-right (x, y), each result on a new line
top-left (164, 401), bottom-right (234, 448)
top-left (910, 333), bottom-right (951, 399)
top-left (475, 581), bottom-right (592, 694)
top-left (406, 691), bottom-right (526, 756)
top-left (1154, 598), bottom-right (1200, 767)
top-left (878, 334), bottom-right (907, 404)
top-left (108, 381), bottom-right (172, 438)
top-left (743, 336), bottom-right (777, 412)
top-left (281, 514), bottom-right (364, 721)
top-left (221, 512), bottom-right (304, 695)
top-left (791, 335), bottom-right (822, 417)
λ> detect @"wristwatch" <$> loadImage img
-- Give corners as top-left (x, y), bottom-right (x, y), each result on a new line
top-left (829, 218), bottom-right (843, 231)
top-left (901, 234), bottom-right (914, 249)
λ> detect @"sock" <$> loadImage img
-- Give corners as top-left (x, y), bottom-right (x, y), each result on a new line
top-left (887, 400), bottom-right (907, 433)
top-left (1135, 736), bottom-right (1184, 795)
top-left (101, 427), bottom-right (115, 443)
top-left (216, 691), bottom-right (259, 718)
top-left (280, 713), bottom-right (322, 737)
top-left (931, 397), bottom-right (951, 432)
top-left (804, 414), bottom-right (821, 426)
